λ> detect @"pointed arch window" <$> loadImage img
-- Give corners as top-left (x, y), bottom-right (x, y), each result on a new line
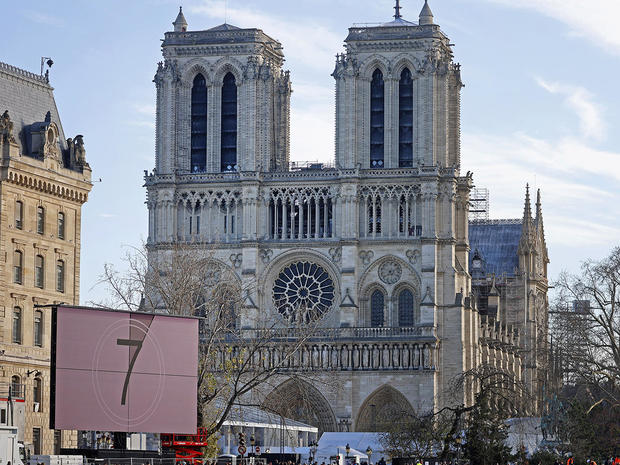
top-left (370, 290), bottom-right (385, 327)
top-left (398, 289), bottom-right (415, 326)
top-left (370, 69), bottom-right (385, 167)
top-left (191, 74), bottom-right (208, 173)
top-left (221, 72), bottom-right (237, 172)
top-left (399, 68), bottom-right (414, 167)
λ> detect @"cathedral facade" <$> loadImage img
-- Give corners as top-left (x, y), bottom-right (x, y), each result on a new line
top-left (145, 1), bottom-right (548, 432)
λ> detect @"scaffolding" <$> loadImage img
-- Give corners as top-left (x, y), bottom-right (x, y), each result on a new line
top-left (469, 187), bottom-right (489, 221)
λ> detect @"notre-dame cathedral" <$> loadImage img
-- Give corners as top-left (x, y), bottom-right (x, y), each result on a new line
top-left (144, 1), bottom-right (549, 432)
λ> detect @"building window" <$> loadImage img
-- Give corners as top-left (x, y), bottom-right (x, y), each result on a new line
top-left (33, 427), bottom-right (42, 455)
top-left (33, 377), bottom-right (42, 412)
top-left (34, 310), bottom-right (43, 347)
top-left (10, 375), bottom-right (21, 398)
top-left (221, 72), bottom-right (237, 172)
top-left (56, 260), bottom-right (65, 293)
top-left (191, 73), bottom-right (208, 173)
top-left (370, 290), bottom-right (384, 327)
top-left (35, 255), bottom-right (45, 288)
top-left (13, 250), bottom-right (23, 284)
top-left (37, 206), bottom-right (45, 234)
top-left (12, 307), bottom-right (22, 344)
top-left (15, 200), bottom-right (23, 230)
top-left (399, 68), bottom-right (414, 167)
top-left (398, 289), bottom-right (415, 327)
top-left (57, 212), bottom-right (65, 240)
top-left (54, 430), bottom-right (62, 455)
top-left (370, 69), bottom-right (385, 167)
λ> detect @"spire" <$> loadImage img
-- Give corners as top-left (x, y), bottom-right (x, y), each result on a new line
top-left (519, 184), bottom-right (535, 254)
top-left (173, 6), bottom-right (188, 32)
top-left (394, 0), bottom-right (402, 19)
top-left (419, 0), bottom-right (434, 26)
top-left (523, 183), bottom-right (532, 223)
top-left (535, 189), bottom-right (543, 225)
top-left (535, 188), bottom-right (547, 247)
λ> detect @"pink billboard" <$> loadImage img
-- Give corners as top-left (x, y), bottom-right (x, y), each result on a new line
top-left (51, 306), bottom-right (198, 434)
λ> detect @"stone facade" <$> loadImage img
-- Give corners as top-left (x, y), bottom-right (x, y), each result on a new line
top-left (0, 61), bottom-right (92, 453)
top-left (145, 2), bottom-right (546, 432)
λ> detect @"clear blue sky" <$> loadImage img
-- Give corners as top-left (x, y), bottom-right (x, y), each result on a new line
top-left (3, 0), bottom-right (619, 304)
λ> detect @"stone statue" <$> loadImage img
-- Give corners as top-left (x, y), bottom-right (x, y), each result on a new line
top-left (0, 110), bottom-right (16, 143)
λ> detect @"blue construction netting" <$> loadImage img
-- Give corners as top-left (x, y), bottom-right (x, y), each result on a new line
top-left (469, 220), bottom-right (522, 277)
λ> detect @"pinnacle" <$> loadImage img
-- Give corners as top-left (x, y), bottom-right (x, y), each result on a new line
top-left (173, 6), bottom-right (188, 32)
top-left (419, 0), bottom-right (434, 25)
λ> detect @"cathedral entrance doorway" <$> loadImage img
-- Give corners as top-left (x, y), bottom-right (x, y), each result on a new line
top-left (355, 385), bottom-right (415, 431)
top-left (261, 379), bottom-right (337, 435)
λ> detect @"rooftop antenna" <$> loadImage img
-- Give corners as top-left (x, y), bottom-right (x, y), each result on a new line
top-left (394, 0), bottom-right (402, 19)
top-left (225, 0), bottom-right (228, 24)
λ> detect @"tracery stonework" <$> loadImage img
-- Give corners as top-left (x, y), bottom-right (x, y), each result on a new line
top-left (146, 0), bottom-right (548, 433)
top-left (378, 260), bottom-right (402, 284)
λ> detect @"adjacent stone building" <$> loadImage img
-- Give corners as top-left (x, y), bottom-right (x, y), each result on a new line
top-left (145, 1), bottom-right (548, 433)
top-left (0, 61), bottom-right (92, 453)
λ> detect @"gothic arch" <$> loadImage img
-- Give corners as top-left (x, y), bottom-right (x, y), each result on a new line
top-left (181, 59), bottom-right (212, 86)
top-left (358, 254), bottom-right (421, 291)
top-left (360, 282), bottom-right (388, 327)
top-left (355, 384), bottom-right (415, 431)
top-left (262, 378), bottom-right (337, 435)
top-left (260, 248), bottom-right (341, 325)
top-left (360, 54), bottom-right (391, 80)
top-left (391, 54), bottom-right (422, 76)
top-left (212, 58), bottom-right (244, 85)
top-left (391, 282), bottom-right (420, 326)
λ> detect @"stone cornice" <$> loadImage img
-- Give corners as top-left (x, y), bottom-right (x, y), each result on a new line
top-left (5, 167), bottom-right (91, 204)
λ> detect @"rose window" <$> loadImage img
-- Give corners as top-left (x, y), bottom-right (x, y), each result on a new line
top-left (273, 261), bottom-right (335, 323)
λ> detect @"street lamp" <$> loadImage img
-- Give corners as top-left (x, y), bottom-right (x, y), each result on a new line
top-left (310, 440), bottom-right (318, 464)
top-left (366, 447), bottom-right (373, 465)
top-left (454, 436), bottom-right (462, 464)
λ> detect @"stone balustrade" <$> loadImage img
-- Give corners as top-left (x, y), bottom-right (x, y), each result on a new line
top-left (212, 332), bottom-right (437, 373)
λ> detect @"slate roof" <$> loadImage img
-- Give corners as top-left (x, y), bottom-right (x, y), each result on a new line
top-left (0, 61), bottom-right (68, 155)
top-left (469, 219), bottom-right (522, 277)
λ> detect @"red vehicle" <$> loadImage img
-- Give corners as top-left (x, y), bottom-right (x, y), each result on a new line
top-left (161, 428), bottom-right (209, 465)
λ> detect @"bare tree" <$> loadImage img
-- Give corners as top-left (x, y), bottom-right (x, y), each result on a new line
top-left (551, 246), bottom-right (620, 408)
top-left (94, 243), bottom-right (328, 434)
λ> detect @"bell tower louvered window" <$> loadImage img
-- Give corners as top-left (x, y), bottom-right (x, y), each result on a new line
top-left (191, 74), bottom-right (207, 172)
top-left (221, 72), bottom-right (237, 172)
top-left (370, 69), bottom-right (384, 167)
top-left (399, 68), bottom-right (414, 167)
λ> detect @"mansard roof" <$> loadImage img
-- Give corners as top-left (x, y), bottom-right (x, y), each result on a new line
top-left (469, 219), bottom-right (522, 277)
top-left (0, 61), bottom-right (68, 155)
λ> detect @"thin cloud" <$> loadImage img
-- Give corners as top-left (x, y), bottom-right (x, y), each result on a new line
top-left (482, 0), bottom-right (620, 55)
top-left (536, 78), bottom-right (606, 141)
top-left (22, 10), bottom-right (64, 27)
top-left (133, 104), bottom-right (156, 116)
top-left (189, 0), bottom-right (342, 71)
top-left (463, 131), bottom-right (620, 248)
